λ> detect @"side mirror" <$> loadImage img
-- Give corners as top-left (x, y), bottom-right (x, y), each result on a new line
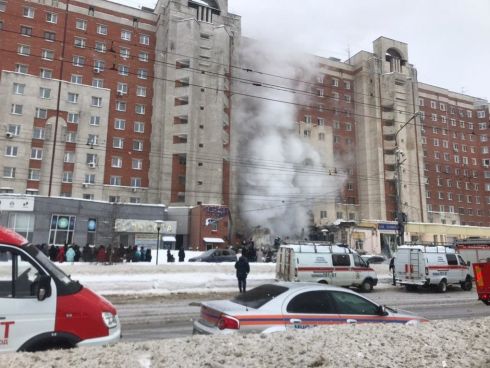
top-left (36, 275), bottom-right (52, 301)
top-left (377, 305), bottom-right (388, 316)
top-left (466, 261), bottom-right (470, 267)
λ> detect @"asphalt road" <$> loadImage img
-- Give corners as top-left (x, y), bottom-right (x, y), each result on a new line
top-left (109, 285), bottom-right (489, 342)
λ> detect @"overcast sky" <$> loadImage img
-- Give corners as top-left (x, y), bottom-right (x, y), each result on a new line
top-left (114, 0), bottom-right (489, 101)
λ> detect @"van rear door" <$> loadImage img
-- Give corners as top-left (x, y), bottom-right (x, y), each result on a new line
top-left (0, 245), bottom-right (56, 352)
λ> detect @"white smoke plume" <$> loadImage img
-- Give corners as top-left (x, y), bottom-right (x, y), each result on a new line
top-left (233, 39), bottom-right (344, 239)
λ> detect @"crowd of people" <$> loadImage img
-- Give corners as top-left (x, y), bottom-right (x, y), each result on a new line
top-left (32, 243), bottom-right (188, 264)
top-left (34, 243), bottom-right (155, 264)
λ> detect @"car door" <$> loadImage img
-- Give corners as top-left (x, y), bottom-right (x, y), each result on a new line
top-left (282, 290), bottom-right (339, 330)
top-left (445, 254), bottom-right (459, 283)
top-left (331, 254), bottom-right (351, 286)
top-left (329, 290), bottom-right (385, 324)
top-left (0, 245), bottom-right (56, 352)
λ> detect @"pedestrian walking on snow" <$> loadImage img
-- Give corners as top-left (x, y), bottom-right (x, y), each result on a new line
top-left (389, 257), bottom-right (396, 286)
top-left (234, 255), bottom-right (250, 293)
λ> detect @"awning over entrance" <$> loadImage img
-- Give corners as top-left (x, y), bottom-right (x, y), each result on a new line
top-left (162, 236), bottom-right (176, 242)
top-left (203, 237), bottom-right (224, 243)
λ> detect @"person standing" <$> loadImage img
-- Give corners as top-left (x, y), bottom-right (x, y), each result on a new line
top-left (389, 257), bottom-right (396, 286)
top-left (234, 255), bottom-right (250, 293)
top-left (178, 246), bottom-right (185, 262)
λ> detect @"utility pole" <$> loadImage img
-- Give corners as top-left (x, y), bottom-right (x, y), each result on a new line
top-left (394, 111), bottom-right (421, 246)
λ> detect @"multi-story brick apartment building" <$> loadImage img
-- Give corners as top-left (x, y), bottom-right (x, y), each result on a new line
top-left (0, 0), bottom-right (488, 242)
top-left (0, 0), bottom-right (239, 207)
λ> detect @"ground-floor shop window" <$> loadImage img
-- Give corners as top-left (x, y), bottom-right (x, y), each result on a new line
top-left (49, 215), bottom-right (76, 245)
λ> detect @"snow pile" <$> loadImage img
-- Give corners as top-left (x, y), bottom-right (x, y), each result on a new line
top-left (1, 317), bottom-right (488, 367)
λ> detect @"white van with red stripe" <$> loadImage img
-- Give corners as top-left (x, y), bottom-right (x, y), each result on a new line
top-left (275, 244), bottom-right (378, 292)
top-left (394, 245), bottom-right (472, 292)
top-left (0, 226), bottom-right (120, 352)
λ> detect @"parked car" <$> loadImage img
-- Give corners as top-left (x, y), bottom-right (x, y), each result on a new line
top-left (188, 248), bottom-right (237, 263)
top-left (192, 282), bottom-right (427, 335)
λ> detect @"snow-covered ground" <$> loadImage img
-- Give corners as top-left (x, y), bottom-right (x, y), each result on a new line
top-left (1, 255), bottom-right (488, 367)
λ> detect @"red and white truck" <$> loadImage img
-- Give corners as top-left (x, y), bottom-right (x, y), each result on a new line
top-left (473, 261), bottom-right (490, 306)
top-left (0, 226), bottom-right (121, 352)
top-left (454, 238), bottom-right (490, 276)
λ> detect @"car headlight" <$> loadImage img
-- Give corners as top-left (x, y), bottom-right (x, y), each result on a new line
top-left (102, 312), bottom-right (118, 329)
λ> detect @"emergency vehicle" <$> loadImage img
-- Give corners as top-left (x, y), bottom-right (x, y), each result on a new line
top-left (473, 261), bottom-right (490, 305)
top-left (275, 244), bottom-right (378, 292)
top-left (0, 226), bottom-right (121, 352)
top-left (454, 238), bottom-right (490, 276)
top-left (394, 245), bottom-right (472, 292)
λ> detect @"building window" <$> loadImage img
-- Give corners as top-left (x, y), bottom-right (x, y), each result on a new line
top-left (15, 64), bottom-right (28, 74)
top-left (91, 96), bottom-right (102, 107)
top-left (17, 44), bottom-right (31, 56)
top-left (139, 34), bottom-right (150, 45)
top-left (84, 174), bottom-right (95, 184)
top-left (8, 124), bottom-right (21, 136)
top-left (110, 176), bottom-right (121, 186)
top-left (137, 69), bottom-right (148, 79)
top-left (41, 49), bottom-right (54, 60)
top-left (23, 7), bottom-right (35, 18)
top-left (74, 37), bottom-right (86, 48)
top-left (113, 138), bottom-right (124, 149)
top-left (40, 68), bottom-right (53, 79)
top-left (62, 171), bottom-right (73, 183)
top-left (318, 133), bottom-right (325, 141)
top-left (46, 12), bottom-right (58, 23)
top-left (95, 41), bottom-right (106, 53)
top-left (111, 156), bottom-right (122, 168)
top-left (114, 119), bottom-right (126, 130)
top-left (116, 82), bottom-right (128, 95)
top-left (64, 152), bottom-right (75, 163)
top-left (13, 83), bottom-right (25, 95)
top-left (73, 55), bottom-right (85, 67)
top-left (121, 30), bottom-right (132, 41)
top-left (96, 24), bottom-right (108, 35)
top-left (118, 65), bottom-right (129, 76)
top-left (132, 158), bottom-right (143, 170)
top-left (88, 135), bottom-right (98, 148)
top-left (76, 19), bottom-right (87, 30)
top-left (332, 78), bottom-right (338, 87)
top-left (134, 121), bottom-right (144, 133)
top-left (90, 116), bottom-right (101, 126)
top-left (32, 127), bottom-right (44, 141)
top-left (135, 104), bottom-right (145, 115)
top-left (65, 131), bottom-right (76, 143)
top-left (67, 112), bottom-right (79, 123)
top-left (71, 74), bottom-right (82, 84)
top-left (44, 31), bottom-right (56, 42)
top-left (136, 86), bottom-right (147, 97)
top-left (35, 107), bottom-right (47, 119)
top-left (10, 104), bottom-right (23, 115)
top-left (30, 148), bottom-right (43, 160)
top-left (130, 177), bottom-right (141, 188)
top-left (39, 87), bottom-right (51, 99)
top-left (3, 167), bottom-right (15, 178)
top-left (67, 92), bottom-right (79, 103)
top-left (49, 215), bottom-right (76, 245)
top-left (138, 51), bottom-right (149, 62)
top-left (28, 169), bottom-right (40, 181)
top-left (20, 26), bottom-right (33, 37)
top-left (115, 101), bottom-right (127, 112)
top-left (5, 146), bottom-right (18, 157)
top-left (92, 78), bottom-right (104, 88)
top-left (133, 140), bottom-right (143, 151)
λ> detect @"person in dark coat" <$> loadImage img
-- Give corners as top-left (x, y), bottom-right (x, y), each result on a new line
top-left (167, 249), bottom-right (175, 262)
top-left (178, 247), bottom-right (185, 262)
top-left (389, 257), bottom-right (396, 286)
top-left (234, 255), bottom-right (250, 293)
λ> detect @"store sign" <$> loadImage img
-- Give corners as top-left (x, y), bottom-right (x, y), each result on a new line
top-left (0, 197), bottom-right (34, 212)
top-left (115, 219), bottom-right (176, 234)
top-left (378, 223), bottom-right (399, 231)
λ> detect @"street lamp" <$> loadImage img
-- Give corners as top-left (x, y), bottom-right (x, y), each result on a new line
top-left (394, 111), bottom-right (421, 246)
top-left (154, 220), bottom-right (164, 265)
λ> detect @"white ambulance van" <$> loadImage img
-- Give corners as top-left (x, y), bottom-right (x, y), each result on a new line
top-left (0, 226), bottom-right (121, 352)
top-left (275, 244), bottom-right (378, 292)
top-left (394, 245), bottom-right (472, 292)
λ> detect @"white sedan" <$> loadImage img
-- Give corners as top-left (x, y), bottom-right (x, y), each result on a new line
top-left (193, 282), bottom-right (427, 335)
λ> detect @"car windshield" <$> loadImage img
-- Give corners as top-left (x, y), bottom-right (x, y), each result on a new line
top-left (24, 244), bottom-right (79, 290)
top-left (199, 249), bottom-right (216, 257)
top-left (232, 284), bottom-right (288, 309)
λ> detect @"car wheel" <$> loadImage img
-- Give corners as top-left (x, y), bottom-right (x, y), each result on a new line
top-left (437, 279), bottom-right (447, 293)
top-left (461, 277), bottom-right (472, 291)
top-left (359, 279), bottom-right (373, 293)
